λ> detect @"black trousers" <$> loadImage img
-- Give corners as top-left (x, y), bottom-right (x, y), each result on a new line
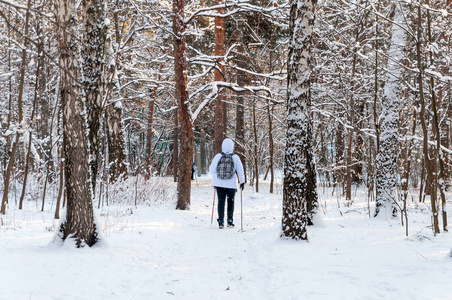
top-left (216, 187), bottom-right (236, 223)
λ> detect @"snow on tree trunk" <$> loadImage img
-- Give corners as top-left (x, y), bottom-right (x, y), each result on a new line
top-left (282, 0), bottom-right (318, 240)
top-left (173, 0), bottom-right (193, 210)
top-left (235, 19), bottom-right (247, 181)
top-left (81, 0), bottom-right (108, 193)
top-left (107, 102), bottom-right (127, 182)
top-left (55, 0), bottom-right (96, 246)
top-left (375, 2), bottom-right (406, 218)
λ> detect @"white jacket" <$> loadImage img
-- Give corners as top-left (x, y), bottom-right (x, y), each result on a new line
top-left (209, 139), bottom-right (245, 189)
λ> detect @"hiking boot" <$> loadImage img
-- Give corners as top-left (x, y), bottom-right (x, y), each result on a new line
top-left (218, 220), bottom-right (224, 229)
top-left (227, 219), bottom-right (235, 228)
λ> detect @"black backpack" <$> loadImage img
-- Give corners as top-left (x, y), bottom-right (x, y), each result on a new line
top-left (216, 152), bottom-right (235, 180)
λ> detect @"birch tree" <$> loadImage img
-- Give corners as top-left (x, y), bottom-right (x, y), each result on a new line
top-left (81, 0), bottom-right (108, 192)
top-left (55, 0), bottom-right (97, 246)
top-left (282, 0), bottom-right (318, 240)
top-left (374, 2), bottom-right (407, 218)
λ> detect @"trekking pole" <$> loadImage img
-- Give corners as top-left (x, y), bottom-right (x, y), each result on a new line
top-left (211, 188), bottom-right (216, 226)
top-left (241, 189), bottom-right (243, 231)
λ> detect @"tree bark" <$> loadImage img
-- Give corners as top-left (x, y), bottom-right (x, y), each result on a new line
top-left (55, 139), bottom-right (64, 220)
top-left (172, 107), bottom-right (179, 181)
top-left (426, 2), bottom-right (447, 231)
top-left (335, 122), bottom-right (344, 191)
top-left (213, 0), bottom-right (226, 154)
top-left (173, 0), bottom-right (193, 210)
top-left (267, 99), bottom-right (274, 194)
top-left (375, 2), bottom-right (405, 218)
top-left (81, 0), bottom-right (108, 194)
top-left (55, 0), bottom-right (96, 246)
top-left (106, 102), bottom-right (127, 182)
top-left (235, 19), bottom-right (247, 181)
top-left (416, 4), bottom-right (440, 234)
top-left (145, 87), bottom-right (157, 180)
top-left (252, 98), bottom-right (259, 193)
top-left (282, 0), bottom-right (318, 240)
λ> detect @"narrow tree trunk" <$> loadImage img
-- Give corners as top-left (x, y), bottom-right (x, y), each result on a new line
top-left (345, 24), bottom-right (362, 201)
top-left (145, 87), bottom-right (157, 180)
top-left (235, 19), bottom-right (247, 181)
top-left (345, 121), bottom-right (353, 200)
top-left (267, 49), bottom-right (275, 193)
top-left (19, 32), bottom-right (43, 209)
top-left (81, 0), bottom-right (108, 194)
top-left (3, 9), bottom-right (12, 175)
top-left (267, 100), bottom-right (274, 193)
top-left (426, 3), bottom-right (447, 231)
top-left (55, 139), bottom-right (64, 220)
top-left (41, 72), bottom-right (60, 212)
top-left (335, 122), bottom-right (344, 191)
top-left (252, 99), bottom-right (259, 193)
top-left (282, 0), bottom-right (318, 240)
top-left (106, 102), bottom-right (127, 182)
top-left (416, 5), bottom-right (440, 234)
top-left (172, 107), bottom-right (179, 181)
top-left (173, 0), bottom-right (193, 210)
top-left (213, 0), bottom-right (226, 154)
top-left (401, 110), bottom-right (417, 203)
top-left (200, 120), bottom-right (206, 174)
top-left (39, 31), bottom-right (52, 182)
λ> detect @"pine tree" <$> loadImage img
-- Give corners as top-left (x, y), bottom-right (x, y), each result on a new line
top-left (173, 0), bottom-right (193, 210)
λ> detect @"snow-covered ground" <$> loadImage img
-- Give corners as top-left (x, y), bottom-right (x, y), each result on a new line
top-left (1, 176), bottom-right (451, 300)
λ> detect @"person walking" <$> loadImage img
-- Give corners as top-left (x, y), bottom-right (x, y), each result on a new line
top-left (209, 138), bottom-right (245, 229)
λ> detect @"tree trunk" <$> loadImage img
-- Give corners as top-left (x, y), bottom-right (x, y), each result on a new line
top-left (106, 102), bottom-right (127, 182)
top-left (19, 27), bottom-right (43, 209)
top-left (375, 2), bottom-right (405, 218)
top-left (335, 122), bottom-right (344, 191)
top-left (145, 87), bottom-right (157, 180)
top-left (416, 5), bottom-right (440, 234)
top-left (81, 0), bottom-right (108, 194)
top-left (235, 19), bottom-right (247, 181)
top-left (173, 0), bottom-right (193, 210)
top-left (3, 9), bottom-right (12, 175)
top-left (55, 0), bottom-right (96, 246)
top-left (172, 107), bottom-right (179, 181)
top-left (55, 139), bottom-right (64, 220)
top-left (426, 2), bottom-right (447, 231)
top-left (267, 99), bottom-right (274, 194)
top-left (252, 98), bottom-right (259, 193)
top-left (282, 0), bottom-right (318, 240)
top-left (401, 109), bottom-right (417, 204)
top-left (213, 0), bottom-right (226, 154)
top-left (200, 120), bottom-right (207, 174)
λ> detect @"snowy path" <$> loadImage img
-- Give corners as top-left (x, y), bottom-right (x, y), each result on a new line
top-left (1, 177), bottom-right (452, 299)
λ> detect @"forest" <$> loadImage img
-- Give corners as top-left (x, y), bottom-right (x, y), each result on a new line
top-left (0, 0), bottom-right (451, 245)
top-left (1, 0), bottom-right (452, 298)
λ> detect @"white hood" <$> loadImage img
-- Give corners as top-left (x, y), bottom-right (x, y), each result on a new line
top-left (209, 138), bottom-right (245, 189)
top-left (222, 138), bottom-right (234, 154)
